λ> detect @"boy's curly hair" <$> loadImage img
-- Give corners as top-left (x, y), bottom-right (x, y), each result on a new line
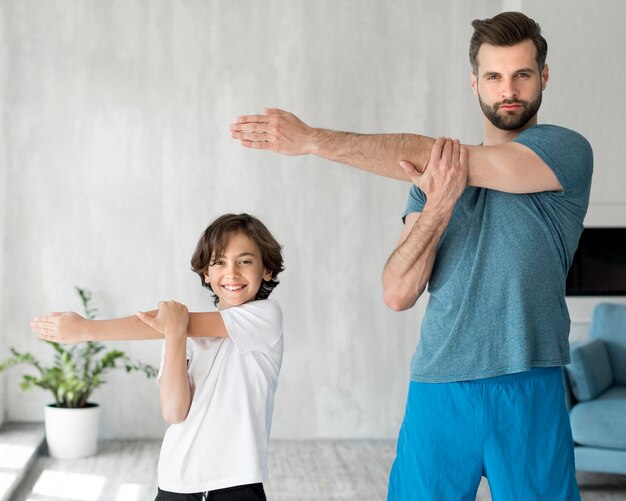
top-left (191, 213), bottom-right (284, 306)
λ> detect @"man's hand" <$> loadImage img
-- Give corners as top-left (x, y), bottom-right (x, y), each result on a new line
top-left (230, 108), bottom-right (318, 155)
top-left (138, 301), bottom-right (188, 340)
top-left (400, 137), bottom-right (468, 212)
top-left (31, 312), bottom-right (88, 344)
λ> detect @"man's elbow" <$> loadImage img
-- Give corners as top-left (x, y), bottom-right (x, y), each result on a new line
top-left (383, 288), bottom-right (419, 312)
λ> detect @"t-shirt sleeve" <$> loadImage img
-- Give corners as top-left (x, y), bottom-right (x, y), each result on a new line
top-left (156, 339), bottom-right (193, 384)
top-left (219, 299), bottom-right (283, 354)
top-left (513, 124), bottom-right (593, 199)
top-left (402, 184), bottom-right (427, 222)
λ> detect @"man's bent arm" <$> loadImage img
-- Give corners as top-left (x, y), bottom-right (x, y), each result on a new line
top-left (382, 137), bottom-right (468, 311)
top-left (382, 210), bottom-right (451, 311)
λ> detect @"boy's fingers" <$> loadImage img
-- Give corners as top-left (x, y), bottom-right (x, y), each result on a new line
top-left (136, 311), bottom-right (158, 329)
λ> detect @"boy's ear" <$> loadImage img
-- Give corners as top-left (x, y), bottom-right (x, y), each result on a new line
top-left (204, 271), bottom-right (210, 283)
top-left (263, 268), bottom-right (272, 281)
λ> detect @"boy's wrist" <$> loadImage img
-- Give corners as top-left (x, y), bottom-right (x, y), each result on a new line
top-left (164, 328), bottom-right (187, 342)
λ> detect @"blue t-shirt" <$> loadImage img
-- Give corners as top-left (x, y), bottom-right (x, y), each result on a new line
top-left (403, 125), bottom-right (593, 382)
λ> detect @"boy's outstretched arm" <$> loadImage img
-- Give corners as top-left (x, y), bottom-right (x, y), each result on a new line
top-left (230, 108), bottom-right (562, 194)
top-left (31, 309), bottom-right (227, 344)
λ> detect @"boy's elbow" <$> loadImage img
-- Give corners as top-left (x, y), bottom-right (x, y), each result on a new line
top-left (162, 408), bottom-right (189, 425)
top-left (161, 400), bottom-right (191, 424)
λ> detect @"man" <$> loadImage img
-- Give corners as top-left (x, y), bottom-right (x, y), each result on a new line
top-left (230, 11), bottom-right (592, 501)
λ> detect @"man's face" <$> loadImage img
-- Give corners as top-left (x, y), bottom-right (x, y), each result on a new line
top-left (471, 39), bottom-right (549, 131)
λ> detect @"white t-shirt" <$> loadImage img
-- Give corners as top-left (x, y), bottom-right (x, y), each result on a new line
top-left (156, 299), bottom-right (283, 493)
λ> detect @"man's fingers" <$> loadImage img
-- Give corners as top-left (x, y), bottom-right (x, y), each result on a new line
top-left (232, 131), bottom-right (274, 143)
top-left (460, 145), bottom-right (469, 171)
top-left (240, 140), bottom-right (275, 151)
top-left (230, 123), bottom-right (266, 133)
top-left (263, 107), bottom-right (287, 115)
top-left (400, 160), bottom-right (423, 184)
top-left (232, 114), bottom-right (272, 125)
top-left (452, 139), bottom-right (460, 161)
top-left (430, 137), bottom-right (445, 163)
top-left (441, 137), bottom-right (453, 160)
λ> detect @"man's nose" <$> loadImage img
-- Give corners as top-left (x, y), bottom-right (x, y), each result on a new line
top-left (501, 78), bottom-right (519, 100)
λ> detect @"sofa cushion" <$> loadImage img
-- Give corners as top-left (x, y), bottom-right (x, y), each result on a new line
top-left (567, 338), bottom-right (613, 401)
top-left (570, 386), bottom-right (626, 449)
top-left (591, 303), bottom-right (626, 385)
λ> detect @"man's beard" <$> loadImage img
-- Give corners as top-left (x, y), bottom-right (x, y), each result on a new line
top-left (478, 91), bottom-right (542, 131)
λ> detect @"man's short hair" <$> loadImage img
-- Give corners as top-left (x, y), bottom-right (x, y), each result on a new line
top-left (469, 11), bottom-right (548, 74)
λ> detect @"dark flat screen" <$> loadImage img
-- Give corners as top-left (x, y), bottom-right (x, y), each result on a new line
top-left (566, 228), bottom-right (626, 296)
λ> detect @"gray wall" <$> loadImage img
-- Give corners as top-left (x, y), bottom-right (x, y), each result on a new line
top-left (1, 0), bottom-right (625, 439)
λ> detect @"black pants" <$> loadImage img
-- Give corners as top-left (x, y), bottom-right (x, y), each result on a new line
top-left (155, 483), bottom-right (266, 501)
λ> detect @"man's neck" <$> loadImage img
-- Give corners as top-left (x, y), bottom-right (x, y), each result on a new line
top-left (482, 116), bottom-right (538, 146)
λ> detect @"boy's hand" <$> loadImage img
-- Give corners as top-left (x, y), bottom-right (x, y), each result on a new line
top-left (137, 301), bottom-right (188, 340)
top-left (31, 312), bottom-right (88, 344)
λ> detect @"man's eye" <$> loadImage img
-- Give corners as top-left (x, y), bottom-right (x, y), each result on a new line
top-left (517, 72), bottom-right (529, 78)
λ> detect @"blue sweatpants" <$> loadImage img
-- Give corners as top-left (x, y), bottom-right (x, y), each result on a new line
top-left (388, 368), bottom-right (580, 501)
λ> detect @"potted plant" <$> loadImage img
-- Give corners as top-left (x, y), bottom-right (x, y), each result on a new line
top-left (0, 286), bottom-right (157, 459)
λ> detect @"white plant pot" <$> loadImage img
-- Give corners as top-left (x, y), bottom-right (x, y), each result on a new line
top-left (44, 403), bottom-right (100, 459)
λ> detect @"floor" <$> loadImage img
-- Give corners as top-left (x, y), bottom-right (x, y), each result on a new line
top-left (11, 439), bottom-right (626, 501)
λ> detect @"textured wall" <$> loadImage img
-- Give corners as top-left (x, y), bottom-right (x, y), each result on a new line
top-left (0, 0), bottom-right (7, 427)
top-left (2, 0), bottom-right (625, 439)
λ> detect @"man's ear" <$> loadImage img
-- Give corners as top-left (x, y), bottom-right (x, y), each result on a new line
top-left (470, 71), bottom-right (478, 96)
top-left (541, 64), bottom-right (549, 90)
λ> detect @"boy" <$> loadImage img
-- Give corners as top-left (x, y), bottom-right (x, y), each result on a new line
top-left (32, 213), bottom-right (285, 500)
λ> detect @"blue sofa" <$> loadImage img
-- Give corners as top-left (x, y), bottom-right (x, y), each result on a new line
top-left (564, 302), bottom-right (626, 474)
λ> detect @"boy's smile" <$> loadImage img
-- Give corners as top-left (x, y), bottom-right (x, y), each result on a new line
top-left (204, 231), bottom-right (272, 310)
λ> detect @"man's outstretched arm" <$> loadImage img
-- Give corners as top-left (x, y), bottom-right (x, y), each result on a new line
top-left (31, 309), bottom-right (227, 344)
top-left (382, 138), bottom-right (468, 311)
top-left (230, 108), bottom-right (561, 194)
top-left (231, 108), bottom-right (434, 181)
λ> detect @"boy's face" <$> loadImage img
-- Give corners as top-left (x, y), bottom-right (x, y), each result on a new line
top-left (204, 231), bottom-right (272, 310)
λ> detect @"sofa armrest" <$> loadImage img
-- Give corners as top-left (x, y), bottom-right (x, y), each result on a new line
top-left (566, 338), bottom-right (613, 401)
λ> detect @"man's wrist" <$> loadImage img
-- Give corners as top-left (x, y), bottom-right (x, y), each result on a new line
top-left (421, 202), bottom-right (455, 227)
top-left (308, 127), bottom-right (333, 156)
